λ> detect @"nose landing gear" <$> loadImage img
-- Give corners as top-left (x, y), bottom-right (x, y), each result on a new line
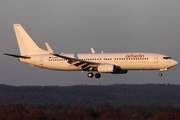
top-left (158, 73), bottom-right (163, 77)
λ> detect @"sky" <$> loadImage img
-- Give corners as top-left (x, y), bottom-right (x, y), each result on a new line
top-left (0, 0), bottom-right (180, 86)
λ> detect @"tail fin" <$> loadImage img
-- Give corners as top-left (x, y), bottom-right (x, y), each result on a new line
top-left (13, 24), bottom-right (48, 55)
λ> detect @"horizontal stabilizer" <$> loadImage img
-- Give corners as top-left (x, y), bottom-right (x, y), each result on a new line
top-left (4, 53), bottom-right (30, 59)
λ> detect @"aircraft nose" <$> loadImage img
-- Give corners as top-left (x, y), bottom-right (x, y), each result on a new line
top-left (171, 60), bottom-right (178, 66)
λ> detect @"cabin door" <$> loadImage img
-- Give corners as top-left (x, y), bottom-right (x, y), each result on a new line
top-left (154, 56), bottom-right (158, 63)
top-left (40, 57), bottom-right (44, 65)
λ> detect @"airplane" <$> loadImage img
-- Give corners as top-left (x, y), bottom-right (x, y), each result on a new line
top-left (4, 24), bottom-right (178, 78)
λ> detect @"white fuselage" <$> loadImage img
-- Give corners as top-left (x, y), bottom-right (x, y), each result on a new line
top-left (19, 53), bottom-right (177, 72)
top-left (5, 24), bottom-right (178, 78)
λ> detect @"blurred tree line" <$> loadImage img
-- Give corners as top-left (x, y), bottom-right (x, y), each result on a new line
top-left (1, 104), bottom-right (180, 120)
top-left (1, 83), bottom-right (180, 119)
top-left (0, 83), bottom-right (180, 107)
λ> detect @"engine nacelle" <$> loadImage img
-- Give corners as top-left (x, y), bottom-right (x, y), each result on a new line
top-left (111, 70), bottom-right (128, 74)
top-left (97, 64), bottom-right (116, 73)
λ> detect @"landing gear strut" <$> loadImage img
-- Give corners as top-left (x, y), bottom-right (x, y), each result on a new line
top-left (158, 73), bottom-right (163, 77)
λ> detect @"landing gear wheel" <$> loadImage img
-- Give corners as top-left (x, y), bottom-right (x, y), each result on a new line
top-left (87, 73), bottom-right (94, 78)
top-left (158, 73), bottom-right (163, 77)
top-left (95, 73), bottom-right (101, 78)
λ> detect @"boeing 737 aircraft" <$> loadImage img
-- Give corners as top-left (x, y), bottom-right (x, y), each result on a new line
top-left (4, 24), bottom-right (178, 78)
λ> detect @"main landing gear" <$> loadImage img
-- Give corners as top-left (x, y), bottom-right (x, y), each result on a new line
top-left (87, 72), bottom-right (93, 78)
top-left (87, 72), bottom-right (101, 78)
top-left (158, 73), bottom-right (163, 77)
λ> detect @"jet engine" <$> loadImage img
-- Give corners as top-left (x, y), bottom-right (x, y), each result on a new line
top-left (97, 64), bottom-right (116, 73)
top-left (111, 70), bottom-right (128, 74)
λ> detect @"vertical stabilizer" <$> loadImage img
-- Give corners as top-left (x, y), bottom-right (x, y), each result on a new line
top-left (13, 24), bottom-right (47, 55)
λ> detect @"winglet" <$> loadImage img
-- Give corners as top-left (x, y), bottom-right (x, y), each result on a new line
top-left (45, 42), bottom-right (55, 54)
top-left (91, 48), bottom-right (96, 53)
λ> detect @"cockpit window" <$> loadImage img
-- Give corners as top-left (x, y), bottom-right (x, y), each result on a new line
top-left (163, 57), bottom-right (171, 59)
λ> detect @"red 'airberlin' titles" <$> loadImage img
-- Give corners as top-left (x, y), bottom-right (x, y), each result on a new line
top-left (125, 54), bottom-right (144, 58)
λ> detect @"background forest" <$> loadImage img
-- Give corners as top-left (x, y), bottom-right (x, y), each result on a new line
top-left (1, 84), bottom-right (180, 119)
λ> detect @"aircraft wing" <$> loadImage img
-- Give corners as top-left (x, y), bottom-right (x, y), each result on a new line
top-left (45, 42), bottom-right (100, 70)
